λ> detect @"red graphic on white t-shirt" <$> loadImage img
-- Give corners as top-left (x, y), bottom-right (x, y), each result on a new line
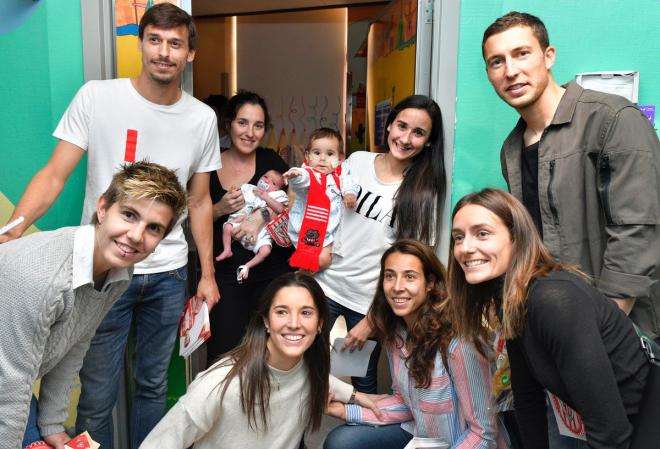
top-left (124, 129), bottom-right (138, 162)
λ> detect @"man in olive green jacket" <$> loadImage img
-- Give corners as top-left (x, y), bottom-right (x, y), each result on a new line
top-left (483, 12), bottom-right (660, 339)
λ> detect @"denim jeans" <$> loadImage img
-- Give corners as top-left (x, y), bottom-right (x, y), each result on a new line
top-left (75, 267), bottom-right (187, 449)
top-left (323, 423), bottom-right (412, 449)
top-left (22, 396), bottom-right (42, 447)
top-left (327, 298), bottom-right (381, 394)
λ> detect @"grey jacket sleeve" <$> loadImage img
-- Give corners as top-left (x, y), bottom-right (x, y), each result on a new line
top-left (597, 106), bottom-right (660, 299)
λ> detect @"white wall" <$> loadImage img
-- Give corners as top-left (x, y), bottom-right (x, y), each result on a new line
top-left (237, 8), bottom-right (346, 148)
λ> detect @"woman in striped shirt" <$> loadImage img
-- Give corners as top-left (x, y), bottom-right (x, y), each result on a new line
top-left (324, 239), bottom-right (509, 449)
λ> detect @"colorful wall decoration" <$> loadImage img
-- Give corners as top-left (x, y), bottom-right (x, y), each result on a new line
top-left (367, 0), bottom-right (416, 151)
top-left (372, 0), bottom-right (416, 60)
top-left (261, 95), bottom-right (345, 167)
top-left (237, 9), bottom-right (346, 165)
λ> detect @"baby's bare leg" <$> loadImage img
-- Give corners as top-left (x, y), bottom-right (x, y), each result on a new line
top-left (245, 244), bottom-right (272, 270)
top-left (215, 222), bottom-right (235, 261)
top-left (237, 245), bottom-right (272, 281)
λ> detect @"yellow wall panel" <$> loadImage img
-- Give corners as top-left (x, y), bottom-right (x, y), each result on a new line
top-left (116, 35), bottom-right (141, 79)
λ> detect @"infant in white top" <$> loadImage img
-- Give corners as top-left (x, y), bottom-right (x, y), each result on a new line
top-left (216, 169), bottom-right (288, 281)
top-left (284, 129), bottom-right (357, 272)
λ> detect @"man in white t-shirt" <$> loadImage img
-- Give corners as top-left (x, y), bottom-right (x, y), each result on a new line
top-left (0, 4), bottom-right (220, 448)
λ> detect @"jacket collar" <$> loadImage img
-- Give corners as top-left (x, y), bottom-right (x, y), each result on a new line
top-left (501, 81), bottom-right (583, 199)
top-left (510, 80), bottom-right (582, 135)
top-left (551, 81), bottom-right (582, 125)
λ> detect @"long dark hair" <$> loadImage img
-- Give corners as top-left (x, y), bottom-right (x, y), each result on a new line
top-left (212, 272), bottom-right (330, 432)
top-left (368, 239), bottom-right (452, 388)
top-left (385, 95), bottom-right (446, 250)
top-left (447, 188), bottom-right (574, 340)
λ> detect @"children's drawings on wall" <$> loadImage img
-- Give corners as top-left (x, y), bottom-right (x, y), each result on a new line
top-left (288, 97), bottom-right (298, 136)
top-left (373, 0), bottom-right (417, 59)
top-left (116, 0), bottom-right (150, 36)
top-left (402, 0), bottom-right (417, 44)
top-left (331, 96), bottom-right (342, 136)
top-left (318, 96), bottom-right (329, 129)
top-left (265, 127), bottom-right (277, 149)
top-left (115, 0), bottom-right (176, 34)
top-left (277, 128), bottom-right (287, 151)
top-left (236, 8), bottom-right (345, 162)
top-left (300, 96), bottom-right (307, 138)
top-left (307, 96), bottom-right (318, 130)
top-left (268, 95), bottom-right (342, 153)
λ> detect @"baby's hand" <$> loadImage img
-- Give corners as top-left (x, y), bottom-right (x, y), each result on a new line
top-left (343, 193), bottom-right (357, 209)
top-left (253, 188), bottom-right (268, 199)
top-left (282, 168), bottom-right (302, 184)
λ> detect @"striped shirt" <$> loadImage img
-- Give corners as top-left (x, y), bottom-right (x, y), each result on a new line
top-left (345, 331), bottom-right (509, 448)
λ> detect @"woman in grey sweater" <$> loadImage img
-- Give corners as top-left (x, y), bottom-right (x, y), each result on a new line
top-left (0, 161), bottom-right (186, 449)
top-left (141, 272), bottom-right (349, 449)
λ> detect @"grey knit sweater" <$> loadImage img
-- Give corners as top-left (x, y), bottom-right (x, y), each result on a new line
top-left (0, 227), bottom-right (131, 448)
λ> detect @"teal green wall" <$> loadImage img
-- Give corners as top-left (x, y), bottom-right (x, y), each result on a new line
top-left (0, 0), bottom-right (85, 229)
top-left (452, 0), bottom-right (660, 207)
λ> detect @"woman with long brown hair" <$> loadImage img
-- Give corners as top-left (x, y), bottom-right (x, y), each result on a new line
top-left (448, 188), bottom-right (658, 449)
top-left (140, 272), bottom-right (331, 449)
top-left (315, 95), bottom-right (447, 394)
top-left (324, 239), bottom-right (507, 449)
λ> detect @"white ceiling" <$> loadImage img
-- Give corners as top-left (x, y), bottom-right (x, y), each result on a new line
top-left (192, 0), bottom-right (387, 17)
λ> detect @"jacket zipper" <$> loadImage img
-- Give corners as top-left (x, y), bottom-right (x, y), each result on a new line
top-left (548, 160), bottom-right (560, 226)
top-left (599, 154), bottom-right (613, 223)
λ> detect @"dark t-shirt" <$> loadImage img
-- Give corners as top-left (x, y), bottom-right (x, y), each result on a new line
top-left (210, 147), bottom-right (293, 282)
top-left (521, 141), bottom-right (543, 238)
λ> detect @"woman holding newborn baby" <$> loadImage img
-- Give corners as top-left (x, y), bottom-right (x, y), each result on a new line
top-left (207, 90), bottom-right (293, 365)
